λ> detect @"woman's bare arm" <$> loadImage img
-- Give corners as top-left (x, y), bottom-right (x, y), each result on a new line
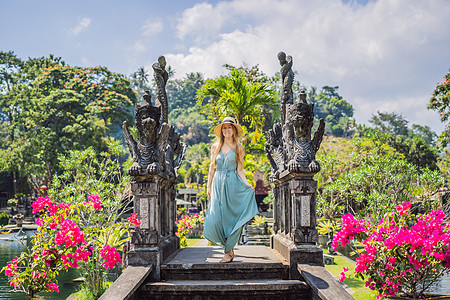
top-left (236, 146), bottom-right (252, 188)
top-left (207, 143), bottom-right (217, 198)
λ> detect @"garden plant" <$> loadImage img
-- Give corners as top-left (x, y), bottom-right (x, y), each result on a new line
top-left (1, 195), bottom-right (140, 298)
top-left (176, 213), bottom-right (204, 248)
top-left (333, 202), bottom-right (450, 299)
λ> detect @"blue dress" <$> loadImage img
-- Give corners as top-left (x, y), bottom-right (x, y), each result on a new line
top-left (203, 148), bottom-right (259, 252)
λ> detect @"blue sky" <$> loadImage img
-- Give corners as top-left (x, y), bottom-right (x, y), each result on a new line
top-left (2, 0), bottom-right (450, 134)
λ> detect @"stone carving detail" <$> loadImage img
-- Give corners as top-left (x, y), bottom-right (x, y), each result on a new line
top-left (265, 53), bottom-right (325, 178)
top-left (153, 55), bottom-right (169, 125)
top-left (131, 228), bottom-right (159, 246)
top-left (278, 51), bottom-right (294, 125)
top-left (131, 182), bottom-right (158, 197)
top-left (123, 59), bottom-right (186, 180)
top-left (284, 92), bottom-right (325, 174)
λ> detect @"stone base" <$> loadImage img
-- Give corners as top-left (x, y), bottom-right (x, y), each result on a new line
top-left (128, 235), bottom-right (180, 281)
top-left (271, 233), bottom-right (323, 279)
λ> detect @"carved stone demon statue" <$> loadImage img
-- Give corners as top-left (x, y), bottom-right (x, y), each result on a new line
top-left (284, 92), bottom-right (325, 174)
top-left (265, 51), bottom-right (325, 178)
top-left (123, 90), bottom-right (185, 180)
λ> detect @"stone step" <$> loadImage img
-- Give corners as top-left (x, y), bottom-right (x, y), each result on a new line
top-left (162, 261), bottom-right (287, 280)
top-left (140, 279), bottom-right (311, 300)
top-left (161, 245), bottom-right (289, 280)
top-left (245, 241), bottom-right (270, 246)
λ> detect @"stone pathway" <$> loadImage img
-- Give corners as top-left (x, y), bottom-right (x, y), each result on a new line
top-left (166, 239), bottom-right (285, 265)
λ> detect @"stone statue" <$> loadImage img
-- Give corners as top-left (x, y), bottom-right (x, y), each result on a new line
top-left (278, 51), bottom-right (294, 125)
top-left (165, 126), bottom-right (186, 179)
top-left (123, 91), bottom-right (163, 177)
top-left (265, 122), bottom-right (285, 178)
top-left (123, 90), bottom-right (185, 179)
top-left (265, 90), bottom-right (325, 177)
top-left (284, 91), bottom-right (325, 174)
top-left (152, 55), bottom-right (169, 125)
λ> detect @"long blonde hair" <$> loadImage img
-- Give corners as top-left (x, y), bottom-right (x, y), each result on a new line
top-left (211, 125), bottom-right (244, 170)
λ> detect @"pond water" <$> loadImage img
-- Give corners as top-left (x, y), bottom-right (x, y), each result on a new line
top-left (0, 231), bottom-right (80, 300)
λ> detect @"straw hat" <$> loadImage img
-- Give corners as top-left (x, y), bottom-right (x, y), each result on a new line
top-left (214, 117), bottom-right (243, 138)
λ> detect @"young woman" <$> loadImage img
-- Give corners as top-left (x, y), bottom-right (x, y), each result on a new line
top-left (203, 117), bottom-right (259, 263)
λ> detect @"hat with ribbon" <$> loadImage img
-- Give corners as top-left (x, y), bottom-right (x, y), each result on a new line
top-left (213, 117), bottom-right (243, 138)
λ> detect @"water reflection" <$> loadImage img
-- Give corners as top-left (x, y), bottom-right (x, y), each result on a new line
top-left (0, 231), bottom-right (80, 299)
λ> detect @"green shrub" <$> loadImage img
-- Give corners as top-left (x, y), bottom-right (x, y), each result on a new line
top-left (0, 212), bottom-right (9, 227)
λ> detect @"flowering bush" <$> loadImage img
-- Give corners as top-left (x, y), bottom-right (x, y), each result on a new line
top-left (333, 202), bottom-right (450, 299)
top-left (1, 195), bottom-right (139, 298)
top-left (176, 214), bottom-right (204, 248)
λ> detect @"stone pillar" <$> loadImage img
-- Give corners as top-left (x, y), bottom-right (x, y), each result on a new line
top-left (127, 174), bottom-right (179, 281)
top-left (271, 171), bottom-right (323, 279)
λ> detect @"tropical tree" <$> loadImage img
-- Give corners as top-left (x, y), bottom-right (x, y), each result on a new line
top-left (130, 66), bottom-right (151, 99)
top-left (428, 70), bottom-right (450, 147)
top-left (196, 68), bottom-right (278, 142)
top-left (369, 111), bottom-right (409, 136)
top-left (0, 51), bottom-right (24, 194)
top-left (166, 72), bottom-right (204, 111)
top-left (305, 86), bottom-right (354, 137)
top-left (317, 136), bottom-right (443, 221)
top-left (0, 55), bottom-right (137, 191)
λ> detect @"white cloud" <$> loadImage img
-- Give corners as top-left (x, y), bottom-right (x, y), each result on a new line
top-left (141, 20), bottom-right (163, 36)
top-left (166, 0), bottom-right (450, 133)
top-left (176, 2), bottom-right (226, 40)
top-left (68, 17), bottom-right (91, 36)
top-left (131, 40), bottom-right (146, 53)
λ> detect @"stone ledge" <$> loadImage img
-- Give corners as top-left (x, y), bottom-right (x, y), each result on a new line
top-left (145, 279), bottom-right (308, 292)
top-left (98, 265), bottom-right (152, 300)
top-left (298, 263), bottom-right (354, 300)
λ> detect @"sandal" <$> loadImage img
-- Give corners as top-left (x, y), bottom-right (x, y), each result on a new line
top-left (219, 249), bottom-right (234, 263)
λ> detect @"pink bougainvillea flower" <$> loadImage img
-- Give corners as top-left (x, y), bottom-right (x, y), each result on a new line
top-left (31, 196), bottom-right (53, 214)
top-left (339, 271), bottom-right (347, 282)
top-left (47, 282), bottom-right (59, 293)
top-left (86, 194), bottom-right (102, 210)
top-left (54, 219), bottom-right (85, 247)
top-left (127, 213), bottom-right (141, 226)
top-left (332, 214), bottom-right (370, 250)
top-left (396, 202), bottom-right (411, 216)
top-left (100, 245), bottom-right (121, 269)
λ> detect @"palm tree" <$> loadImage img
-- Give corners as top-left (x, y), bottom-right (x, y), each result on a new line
top-left (196, 68), bottom-right (278, 141)
top-left (135, 66), bottom-right (149, 90)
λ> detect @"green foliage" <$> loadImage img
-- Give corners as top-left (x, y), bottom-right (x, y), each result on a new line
top-left (252, 215), bottom-right (267, 226)
top-left (48, 140), bottom-right (131, 209)
top-left (169, 107), bottom-right (210, 146)
top-left (263, 190), bottom-right (274, 210)
top-left (0, 212), bottom-right (9, 227)
top-left (0, 53), bottom-right (137, 189)
top-left (408, 124), bottom-right (438, 146)
top-left (176, 214), bottom-right (204, 249)
top-left (196, 67), bottom-right (278, 142)
top-left (369, 111), bottom-right (409, 136)
top-left (428, 70), bottom-right (450, 147)
top-left (46, 142), bottom-right (132, 296)
top-left (305, 86), bottom-right (355, 137)
top-left (359, 129), bottom-right (438, 170)
top-left (317, 219), bottom-right (341, 236)
top-left (73, 281), bottom-right (113, 300)
top-left (316, 136), bottom-right (443, 221)
top-left (130, 66), bottom-right (151, 99)
top-left (167, 72), bottom-right (204, 111)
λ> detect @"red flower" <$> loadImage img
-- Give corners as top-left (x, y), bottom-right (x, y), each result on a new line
top-left (100, 245), bottom-right (121, 269)
top-left (127, 213), bottom-right (141, 226)
top-left (47, 283), bottom-right (59, 293)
